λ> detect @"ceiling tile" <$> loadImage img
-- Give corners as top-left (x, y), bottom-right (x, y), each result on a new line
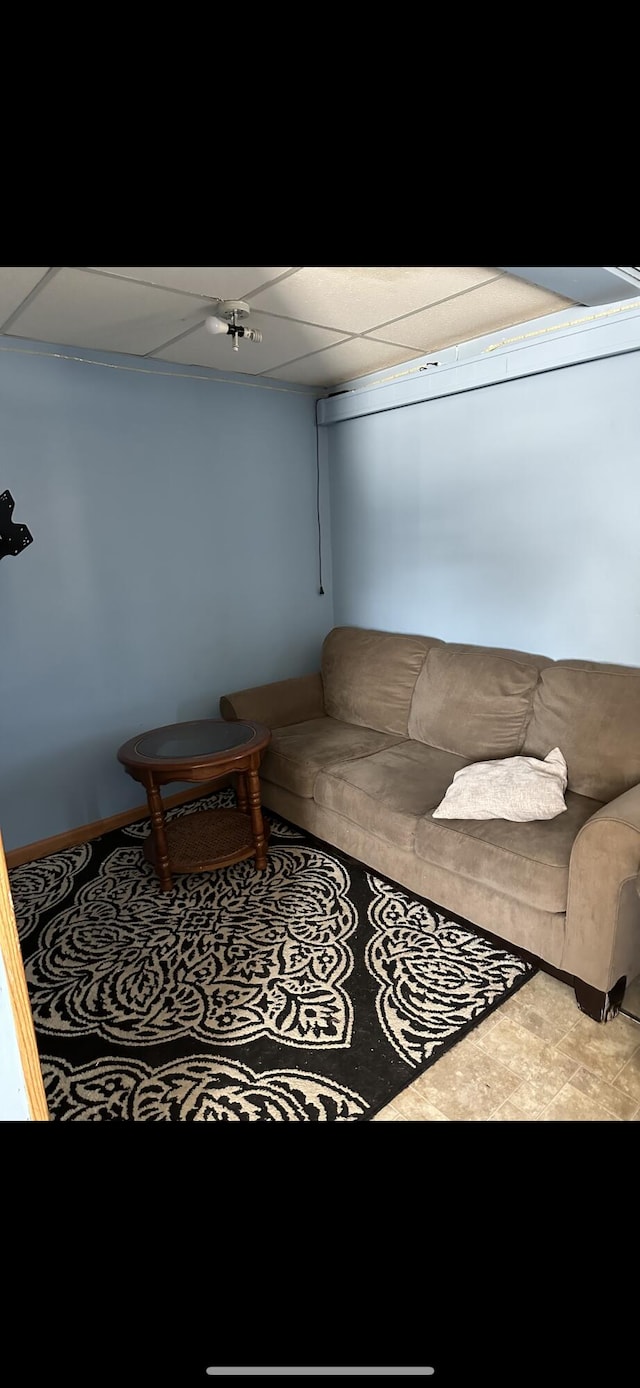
top-left (366, 277), bottom-right (575, 353)
top-left (0, 267), bottom-right (50, 328)
top-left (5, 268), bottom-right (211, 355)
top-left (87, 267), bottom-right (294, 298)
top-left (266, 338), bottom-right (422, 388)
top-left (153, 311), bottom-right (347, 375)
top-left (248, 266), bottom-right (500, 333)
top-left (0, 266), bottom-right (588, 385)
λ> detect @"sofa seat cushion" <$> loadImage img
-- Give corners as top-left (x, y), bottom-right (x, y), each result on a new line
top-left (313, 742), bottom-right (472, 852)
top-left (260, 717), bottom-right (406, 799)
top-left (414, 790), bottom-right (602, 913)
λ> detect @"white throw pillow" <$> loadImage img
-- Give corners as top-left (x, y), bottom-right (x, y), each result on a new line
top-left (432, 747), bottom-right (568, 822)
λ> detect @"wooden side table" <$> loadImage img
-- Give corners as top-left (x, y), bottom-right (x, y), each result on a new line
top-left (117, 718), bottom-right (271, 892)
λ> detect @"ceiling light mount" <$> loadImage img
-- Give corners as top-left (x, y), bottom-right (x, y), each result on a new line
top-left (205, 299), bottom-right (263, 352)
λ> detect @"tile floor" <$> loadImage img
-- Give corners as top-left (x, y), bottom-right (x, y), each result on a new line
top-left (373, 969), bottom-right (640, 1121)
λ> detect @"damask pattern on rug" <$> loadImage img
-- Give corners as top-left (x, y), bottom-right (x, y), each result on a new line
top-left (24, 842), bottom-right (358, 1047)
top-left (44, 1054), bottom-right (367, 1121)
top-left (12, 792), bottom-right (535, 1120)
top-left (365, 873), bottom-right (531, 1066)
top-left (11, 844), bottom-right (92, 943)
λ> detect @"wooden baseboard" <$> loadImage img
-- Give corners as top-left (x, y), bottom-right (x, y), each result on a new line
top-left (5, 776), bottom-right (234, 869)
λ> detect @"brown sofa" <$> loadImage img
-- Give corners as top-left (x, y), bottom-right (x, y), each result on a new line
top-left (220, 626), bottom-right (640, 1022)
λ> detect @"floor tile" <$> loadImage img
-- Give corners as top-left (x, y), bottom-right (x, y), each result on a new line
top-left (538, 1084), bottom-right (621, 1121)
top-left (567, 1067), bottom-right (639, 1120)
top-left (496, 995), bottom-right (568, 1046)
top-left (475, 1016), bottom-right (562, 1082)
top-left (518, 972), bottom-right (583, 1031)
top-left (371, 1104), bottom-right (405, 1121)
top-left (506, 1050), bottom-right (579, 1117)
top-left (610, 1048), bottom-right (640, 1104)
top-left (471, 1010), bottom-right (503, 1038)
top-left (411, 1036), bottom-right (521, 1121)
top-left (390, 1086), bottom-right (449, 1120)
top-left (556, 1011), bottom-right (640, 1084)
top-left (490, 1101), bottom-right (531, 1121)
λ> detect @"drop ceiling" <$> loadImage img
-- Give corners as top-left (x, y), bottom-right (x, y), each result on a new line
top-left (0, 266), bottom-right (635, 391)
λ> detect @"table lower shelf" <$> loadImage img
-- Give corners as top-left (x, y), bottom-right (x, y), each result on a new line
top-left (143, 806), bottom-right (270, 874)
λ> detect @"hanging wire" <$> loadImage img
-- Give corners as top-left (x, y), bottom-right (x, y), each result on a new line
top-left (315, 397), bottom-right (324, 595)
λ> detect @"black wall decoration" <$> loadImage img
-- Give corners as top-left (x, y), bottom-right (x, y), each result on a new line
top-left (0, 490), bottom-right (33, 560)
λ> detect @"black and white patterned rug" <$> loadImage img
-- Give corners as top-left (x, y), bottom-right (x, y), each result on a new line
top-left (11, 789), bottom-right (535, 1120)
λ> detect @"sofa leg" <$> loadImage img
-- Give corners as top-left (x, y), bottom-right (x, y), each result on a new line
top-left (573, 976), bottom-right (626, 1023)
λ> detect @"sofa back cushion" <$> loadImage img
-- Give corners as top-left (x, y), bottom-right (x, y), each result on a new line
top-left (322, 627), bottom-right (441, 736)
top-left (408, 643), bottom-right (551, 759)
top-left (522, 660), bottom-right (640, 802)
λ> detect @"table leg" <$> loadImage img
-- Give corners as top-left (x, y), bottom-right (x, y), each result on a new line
top-left (146, 780), bottom-right (173, 891)
top-left (236, 771), bottom-right (248, 813)
top-left (246, 767), bottom-right (268, 870)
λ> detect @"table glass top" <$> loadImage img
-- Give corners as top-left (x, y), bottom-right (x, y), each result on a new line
top-left (134, 720), bottom-right (256, 760)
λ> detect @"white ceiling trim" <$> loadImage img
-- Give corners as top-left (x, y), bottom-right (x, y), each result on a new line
top-left (318, 297), bottom-right (640, 425)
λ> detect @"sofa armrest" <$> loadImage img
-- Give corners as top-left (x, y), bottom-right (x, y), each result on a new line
top-left (564, 783), bottom-right (640, 993)
top-left (219, 672), bottom-right (324, 729)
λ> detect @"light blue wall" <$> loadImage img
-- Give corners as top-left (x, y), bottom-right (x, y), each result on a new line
top-left (0, 951), bottom-right (32, 1120)
top-left (0, 341), bottom-right (332, 852)
top-left (328, 350), bottom-right (640, 663)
